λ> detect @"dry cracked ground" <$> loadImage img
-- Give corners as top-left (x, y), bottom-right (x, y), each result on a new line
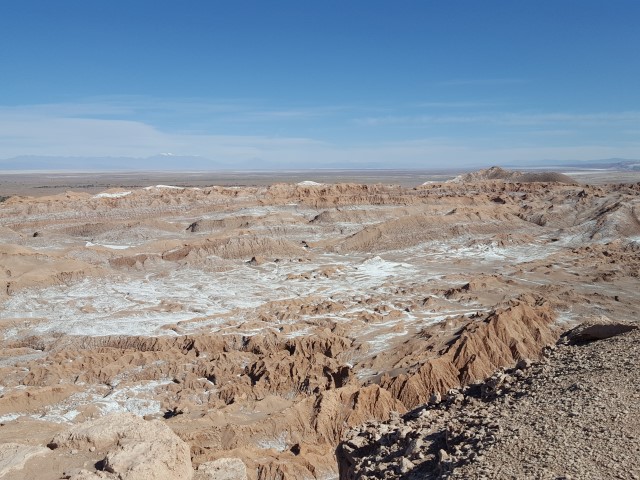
top-left (0, 167), bottom-right (639, 479)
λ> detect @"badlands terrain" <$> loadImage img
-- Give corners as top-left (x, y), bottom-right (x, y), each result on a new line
top-left (0, 167), bottom-right (639, 479)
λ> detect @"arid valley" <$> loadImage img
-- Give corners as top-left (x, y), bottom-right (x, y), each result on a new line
top-left (0, 168), bottom-right (639, 479)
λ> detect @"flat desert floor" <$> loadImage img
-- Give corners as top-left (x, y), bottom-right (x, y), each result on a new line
top-left (0, 168), bottom-right (638, 479)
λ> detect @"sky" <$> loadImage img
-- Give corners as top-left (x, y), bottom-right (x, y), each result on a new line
top-left (1, 1), bottom-right (639, 169)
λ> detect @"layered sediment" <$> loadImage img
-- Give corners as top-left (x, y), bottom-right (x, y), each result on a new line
top-left (0, 170), bottom-right (638, 478)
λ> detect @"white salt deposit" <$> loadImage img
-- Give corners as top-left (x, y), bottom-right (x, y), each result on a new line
top-left (93, 191), bottom-right (132, 199)
top-left (0, 413), bottom-right (20, 423)
top-left (2, 379), bottom-right (176, 424)
top-left (85, 241), bottom-right (131, 250)
top-left (366, 329), bottom-right (409, 355)
top-left (144, 185), bottom-right (184, 190)
top-left (94, 380), bottom-right (172, 417)
top-left (1, 253), bottom-right (419, 338)
top-left (256, 432), bottom-right (289, 451)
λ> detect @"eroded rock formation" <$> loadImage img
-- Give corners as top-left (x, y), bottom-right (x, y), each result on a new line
top-left (0, 170), bottom-right (638, 478)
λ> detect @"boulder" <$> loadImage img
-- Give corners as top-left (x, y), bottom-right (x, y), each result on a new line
top-left (104, 438), bottom-right (192, 480)
top-left (564, 317), bottom-right (637, 344)
top-left (51, 413), bottom-right (193, 480)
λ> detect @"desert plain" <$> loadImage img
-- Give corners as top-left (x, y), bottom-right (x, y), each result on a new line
top-left (0, 167), bottom-right (639, 479)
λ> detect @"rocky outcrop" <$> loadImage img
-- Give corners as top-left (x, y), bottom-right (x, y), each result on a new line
top-left (51, 413), bottom-right (193, 480)
top-left (194, 458), bottom-right (247, 480)
top-left (103, 438), bottom-right (192, 480)
top-left (562, 316), bottom-right (637, 344)
top-left (0, 244), bottom-right (104, 299)
top-left (161, 236), bottom-right (307, 262)
top-left (265, 183), bottom-right (420, 208)
top-left (381, 299), bottom-right (558, 409)
top-left (307, 384), bottom-right (408, 445)
top-left (0, 443), bottom-right (50, 478)
top-left (448, 166), bottom-right (576, 184)
top-left (337, 325), bottom-right (640, 479)
top-left (334, 209), bottom-right (532, 253)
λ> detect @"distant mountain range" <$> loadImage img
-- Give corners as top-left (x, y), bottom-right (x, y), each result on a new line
top-left (0, 155), bottom-right (639, 172)
top-left (504, 158), bottom-right (640, 171)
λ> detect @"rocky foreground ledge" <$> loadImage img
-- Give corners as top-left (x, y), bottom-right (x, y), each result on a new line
top-left (0, 412), bottom-right (247, 479)
top-left (2, 320), bottom-right (634, 480)
top-left (337, 319), bottom-right (640, 479)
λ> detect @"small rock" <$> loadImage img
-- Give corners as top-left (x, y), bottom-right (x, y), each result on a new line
top-left (347, 436), bottom-right (368, 449)
top-left (399, 457), bottom-right (414, 474)
top-left (388, 410), bottom-right (401, 424)
top-left (516, 358), bottom-right (533, 370)
top-left (404, 438), bottom-right (424, 457)
top-left (247, 255), bottom-right (266, 266)
top-left (439, 449), bottom-right (450, 462)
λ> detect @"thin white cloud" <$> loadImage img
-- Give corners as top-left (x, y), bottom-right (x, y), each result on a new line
top-left (436, 78), bottom-right (526, 86)
top-left (0, 113), bottom-right (327, 161)
top-left (521, 129), bottom-right (578, 137)
top-left (413, 101), bottom-right (500, 109)
top-left (354, 111), bottom-right (640, 127)
top-left (0, 97), bottom-right (350, 126)
top-left (1, 100), bottom-right (639, 168)
top-left (0, 102), bottom-right (137, 117)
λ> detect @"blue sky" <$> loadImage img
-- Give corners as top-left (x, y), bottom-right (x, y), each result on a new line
top-left (1, 1), bottom-right (639, 168)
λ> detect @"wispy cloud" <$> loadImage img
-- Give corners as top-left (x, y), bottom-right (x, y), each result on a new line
top-left (0, 113), bottom-right (325, 160)
top-left (0, 101), bottom-right (137, 118)
top-left (1, 113), bottom-right (639, 169)
top-left (0, 97), bottom-right (352, 129)
top-left (1, 98), bottom-right (639, 168)
top-left (354, 111), bottom-right (640, 127)
top-left (413, 101), bottom-right (501, 109)
top-left (522, 129), bottom-right (578, 137)
top-left (436, 78), bottom-right (526, 87)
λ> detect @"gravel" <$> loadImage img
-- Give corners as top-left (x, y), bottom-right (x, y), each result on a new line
top-left (338, 323), bottom-right (640, 479)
